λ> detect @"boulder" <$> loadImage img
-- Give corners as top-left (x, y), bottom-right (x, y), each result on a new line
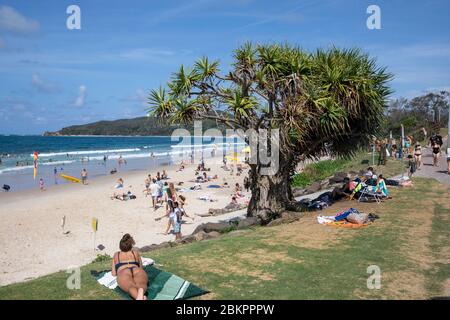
top-left (178, 234), bottom-right (197, 244)
top-left (329, 172), bottom-right (348, 184)
top-left (306, 181), bottom-right (321, 193)
top-left (237, 217), bottom-right (259, 229)
top-left (194, 230), bottom-right (207, 241)
top-left (292, 187), bottom-right (307, 197)
top-left (193, 222), bottom-right (231, 234)
top-left (140, 242), bottom-right (171, 252)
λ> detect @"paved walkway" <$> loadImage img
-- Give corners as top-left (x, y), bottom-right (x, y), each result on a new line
top-left (414, 139), bottom-right (450, 188)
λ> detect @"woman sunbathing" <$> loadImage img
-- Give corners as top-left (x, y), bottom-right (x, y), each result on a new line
top-left (111, 234), bottom-right (148, 300)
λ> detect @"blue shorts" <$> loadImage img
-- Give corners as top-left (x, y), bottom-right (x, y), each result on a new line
top-left (173, 222), bottom-right (181, 234)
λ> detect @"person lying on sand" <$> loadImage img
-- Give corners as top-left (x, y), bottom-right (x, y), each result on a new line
top-left (204, 196), bottom-right (246, 216)
top-left (111, 192), bottom-right (128, 201)
top-left (111, 234), bottom-right (148, 300)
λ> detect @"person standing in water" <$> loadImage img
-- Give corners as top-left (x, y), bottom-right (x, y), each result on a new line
top-left (81, 169), bottom-right (88, 185)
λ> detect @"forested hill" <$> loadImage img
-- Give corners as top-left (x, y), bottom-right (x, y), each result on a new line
top-left (43, 116), bottom-right (224, 136)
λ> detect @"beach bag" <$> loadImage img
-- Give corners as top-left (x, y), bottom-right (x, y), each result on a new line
top-left (346, 212), bottom-right (369, 224)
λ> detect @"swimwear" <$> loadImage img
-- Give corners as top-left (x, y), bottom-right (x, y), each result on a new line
top-left (115, 251), bottom-right (140, 273)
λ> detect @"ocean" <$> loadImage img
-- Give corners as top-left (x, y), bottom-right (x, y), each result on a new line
top-left (0, 135), bottom-right (245, 191)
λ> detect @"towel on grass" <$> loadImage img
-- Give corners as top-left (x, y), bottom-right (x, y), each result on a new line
top-left (93, 259), bottom-right (208, 300)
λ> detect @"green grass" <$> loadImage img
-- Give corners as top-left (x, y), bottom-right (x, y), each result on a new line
top-left (291, 151), bottom-right (407, 188)
top-left (1, 178), bottom-right (448, 299)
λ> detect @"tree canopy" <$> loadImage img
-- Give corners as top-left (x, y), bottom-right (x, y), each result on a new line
top-left (148, 43), bottom-right (393, 222)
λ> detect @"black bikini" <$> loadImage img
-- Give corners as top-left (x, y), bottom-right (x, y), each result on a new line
top-left (115, 251), bottom-right (140, 273)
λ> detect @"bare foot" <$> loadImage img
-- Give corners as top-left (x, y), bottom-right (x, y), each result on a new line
top-left (137, 288), bottom-right (144, 300)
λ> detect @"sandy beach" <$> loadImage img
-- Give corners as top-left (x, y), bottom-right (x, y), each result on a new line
top-left (0, 158), bottom-right (248, 286)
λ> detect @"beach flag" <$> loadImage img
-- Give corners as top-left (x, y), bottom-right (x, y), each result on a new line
top-left (92, 218), bottom-right (98, 251)
top-left (91, 218), bottom-right (98, 232)
top-left (33, 151), bottom-right (38, 180)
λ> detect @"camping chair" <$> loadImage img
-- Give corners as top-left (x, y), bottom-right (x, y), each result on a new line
top-left (348, 180), bottom-right (363, 201)
top-left (357, 185), bottom-right (382, 204)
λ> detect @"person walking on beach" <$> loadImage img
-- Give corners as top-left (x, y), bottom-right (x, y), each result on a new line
top-left (81, 169), bottom-right (88, 185)
top-left (156, 177), bottom-right (164, 205)
top-left (149, 179), bottom-right (159, 210)
top-left (39, 178), bottom-right (45, 191)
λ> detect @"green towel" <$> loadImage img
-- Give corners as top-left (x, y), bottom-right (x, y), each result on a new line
top-left (93, 265), bottom-right (208, 300)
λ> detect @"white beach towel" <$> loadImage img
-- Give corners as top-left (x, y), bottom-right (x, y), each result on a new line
top-left (317, 215), bottom-right (336, 225)
top-left (97, 257), bottom-right (155, 289)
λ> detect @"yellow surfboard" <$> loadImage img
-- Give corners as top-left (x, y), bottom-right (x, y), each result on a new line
top-left (60, 174), bottom-right (81, 183)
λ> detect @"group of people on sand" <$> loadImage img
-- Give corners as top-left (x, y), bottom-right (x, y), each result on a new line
top-left (143, 171), bottom-right (168, 210)
top-left (153, 182), bottom-right (194, 239)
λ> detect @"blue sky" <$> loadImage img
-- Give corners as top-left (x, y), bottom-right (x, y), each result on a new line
top-left (0, 0), bottom-right (449, 134)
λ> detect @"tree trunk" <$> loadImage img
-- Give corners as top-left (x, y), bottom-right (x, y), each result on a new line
top-left (246, 161), bottom-right (293, 224)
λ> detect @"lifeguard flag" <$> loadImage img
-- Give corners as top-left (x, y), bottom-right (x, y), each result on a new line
top-left (33, 151), bottom-right (38, 180)
top-left (91, 218), bottom-right (98, 232)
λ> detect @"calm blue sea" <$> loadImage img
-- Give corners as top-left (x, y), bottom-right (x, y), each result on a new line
top-left (0, 135), bottom-right (244, 191)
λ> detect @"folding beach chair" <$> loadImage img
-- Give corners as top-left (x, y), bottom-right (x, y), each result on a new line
top-left (357, 185), bottom-right (382, 204)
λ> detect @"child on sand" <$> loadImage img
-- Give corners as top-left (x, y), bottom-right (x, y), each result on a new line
top-left (39, 178), bottom-right (45, 191)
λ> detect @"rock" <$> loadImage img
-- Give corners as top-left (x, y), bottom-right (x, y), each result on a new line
top-left (329, 172), bottom-right (348, 184)
top-left (194, 230), bottom-right (207, 241)
top-left (237, 217), bottom-right (259, 229)
top-left (320, 180), bottom-right (330, 189)
top-left (204, 231), bottom-right (221, 239)
top-left (306, 181), bottom-right (321, 193)
top-left (292, 187), bottom-right (307, 197)
top-left (178, 234), bottom-right (197, 244)
top-left (192, 222), bottom-right (231, 234)
top-left (140, 242), bottom-right (171, 252)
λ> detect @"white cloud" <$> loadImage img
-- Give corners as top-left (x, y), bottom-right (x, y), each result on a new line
top-left (74, 85), bottom-right (86, 107)
top-left (31, 74), bottom-right (59, 93)
top-left (118, 48), bottom-right (176, 60)
top-left (0, 6), bottom-right (40, 34)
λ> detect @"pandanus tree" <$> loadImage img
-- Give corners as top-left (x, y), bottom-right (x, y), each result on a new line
top-left (148, 43), bottom-right (392, 223)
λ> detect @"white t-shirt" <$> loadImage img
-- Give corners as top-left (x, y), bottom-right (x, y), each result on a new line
top-left (170, 208), bottom-right (181, 223)
top-left (150, 183), bottom-right (159, 196)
